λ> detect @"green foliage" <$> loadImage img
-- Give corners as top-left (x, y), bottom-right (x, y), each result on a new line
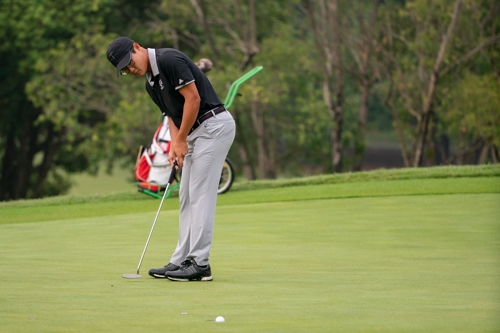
top-left (0, 0), bottom-right (115, 199)
top-left (26, 31), bottom-right (163, 173)
top-left (442, 73), bottom-right (500, 148)
top-left (0, 0), bottom-right (168, 200)
top-left (35, 168), bottom-right (73, 197)
top-left (250, 22), bottom-right (331, 173)
top-left (0, 0), bottom-right (105, 68)
top-left (374, 0), bottom-right (500, 166)
top-left (1, 0), bottom-right (498, 200)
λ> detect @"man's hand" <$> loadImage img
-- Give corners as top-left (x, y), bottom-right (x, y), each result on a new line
top-left (175, 82), bottom-right (201, 168)
top-left (167, 117), bottom-right (180, 169)
top-left (172, 140), bottom-right (188, 168)
top-left (168, 150), bottom-right (178, 170)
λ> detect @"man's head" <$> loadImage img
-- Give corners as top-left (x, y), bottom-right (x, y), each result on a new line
top-left (106, 37), bottom-right (150, 77)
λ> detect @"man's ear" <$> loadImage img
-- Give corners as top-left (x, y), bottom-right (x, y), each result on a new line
top-left (132, 42), bottom-right (141, 51)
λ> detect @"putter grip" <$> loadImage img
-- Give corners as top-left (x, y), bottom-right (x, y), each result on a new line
top-left (168, 162), bottom-right (178, 184)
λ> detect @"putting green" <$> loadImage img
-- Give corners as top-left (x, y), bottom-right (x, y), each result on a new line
top-left (0, 178), bottom-right (499, 332)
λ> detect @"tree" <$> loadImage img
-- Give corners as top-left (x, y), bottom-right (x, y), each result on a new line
top-left (442, 74), bottom-right (499, 164)
top-left (344, 0), bottom-right (381, 171)
top-left (376, 0), bottom-right (500, 167)
top-left (0, 0), bottom-right (104, 200)
top-left (164, 0), bottom-right (293, 179)
top-left (26, 32), bottom-right (163, 172)
top-left (0, 0), bottom-right (161, 200)
top-left (304, 0), bottom-right (346, 173)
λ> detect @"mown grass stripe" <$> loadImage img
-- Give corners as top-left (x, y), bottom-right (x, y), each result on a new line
top-left (1, 177), bottom-right (498, 225)
top-left (1, 164), bottom-right (498, 209)
top-left (231, 164), bottom-right (500, 192)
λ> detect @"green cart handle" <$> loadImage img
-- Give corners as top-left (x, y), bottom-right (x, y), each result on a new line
top-left (223, 66), bottom-right (264, 110)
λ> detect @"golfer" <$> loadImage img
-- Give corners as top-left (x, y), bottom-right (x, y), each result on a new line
top-left (106, 37), bottom-right (235, 281)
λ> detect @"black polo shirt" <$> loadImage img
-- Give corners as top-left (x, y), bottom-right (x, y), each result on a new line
top-left (145, 48), bottom-right (222, 130)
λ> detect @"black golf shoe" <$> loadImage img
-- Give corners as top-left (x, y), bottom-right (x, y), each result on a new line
top-left (148, 262), bottom-right (180, 278)
top-left (166, 259), bottom-right (213, 282)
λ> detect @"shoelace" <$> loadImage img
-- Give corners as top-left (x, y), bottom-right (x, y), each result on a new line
top-left (180, 260), bottom-right (192, 269)
top-left (166, 263), bottom-right (178, 270)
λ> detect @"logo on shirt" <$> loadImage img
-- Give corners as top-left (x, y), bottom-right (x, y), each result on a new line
top-left (179, 79), bottom-right (184, 85)
top-left (159, 79), bottom-right (164, 90)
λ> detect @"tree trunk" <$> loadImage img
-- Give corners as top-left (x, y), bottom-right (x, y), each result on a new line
top-left (438, 134), bottom-right (450, 165)
top-left (413, 110), bottom-right (433, 167)
top-left (351, 0), bottom-right (379, 171)
top-left (412, 0), bottom-right (462, 167)
top-left (353, 82), bottom-right (370, 171)
top-left (13, 109), bottom-right (40, 199)
top-left (331, 106), bottom-right (343, 173)
top-left (387, 101), bottom-right (411, 167)
top-left (238, 0), bottom-right (259, 70)
top-left (0, 133), bottom-right (16, 201)
top-left (329, 0), bottom-right (344, 173)
top-left (191, 0), bottom-right (261, 180)
top-left (250, 94), bottom-right (275, 179)
top-left (189, 0), bottom-right (221, 66)
top-left (306, 0), bottom-right (345, 173)
top-left (426, 119), bottom-right (438, 166)
top-left (232, 109), bottom-right (256, 180)
top-left (34, 125), bottom-right (63, 198)
top-left (478, 142), bottom-right (489, 164)
top-left (491, 145), bottom-right (499, 163)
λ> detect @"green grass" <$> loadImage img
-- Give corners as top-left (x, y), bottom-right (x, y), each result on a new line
top-left (0, 166), bottom-right (499, 332)
top-left (67, 162), bottom-right (134, 196)
top-left (230, 164), bottom-right (500, 191)
top-left (1, 164), bottom-right (498, 218)
top-left (2, 177), bottom-right (498, 225)
top-left (5, 164), bottom-right (495, 207)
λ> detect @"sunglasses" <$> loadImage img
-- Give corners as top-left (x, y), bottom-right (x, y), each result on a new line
top-left (120, 50), bottom-right (134, 75)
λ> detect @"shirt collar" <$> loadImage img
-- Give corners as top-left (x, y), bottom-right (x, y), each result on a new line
top-left (146, 48), bottom-right (159, 86)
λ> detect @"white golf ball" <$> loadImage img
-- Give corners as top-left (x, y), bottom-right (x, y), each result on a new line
top-left (215, 316), bottom-right (225, 322)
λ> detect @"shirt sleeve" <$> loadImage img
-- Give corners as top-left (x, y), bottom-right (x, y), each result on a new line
top-left (159, 51), bottom-right (195, 90)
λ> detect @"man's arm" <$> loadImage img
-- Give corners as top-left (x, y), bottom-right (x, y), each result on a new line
top-left (172, 82), bottom-right (201, 168)
top-left (167, 117), bottom-right (179, 168)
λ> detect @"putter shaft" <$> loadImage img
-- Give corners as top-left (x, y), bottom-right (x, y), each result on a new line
top-left (135, 164), bottom-right (177, 275)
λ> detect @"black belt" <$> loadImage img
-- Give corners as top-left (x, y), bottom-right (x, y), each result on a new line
top-left (190, 106), bottom-right (227, 133)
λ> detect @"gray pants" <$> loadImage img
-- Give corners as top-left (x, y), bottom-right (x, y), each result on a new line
top-left (170, 111), bottom-right (235, 266)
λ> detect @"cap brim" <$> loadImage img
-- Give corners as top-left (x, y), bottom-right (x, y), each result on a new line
top-left (115, 52), bottom-right (132, 77)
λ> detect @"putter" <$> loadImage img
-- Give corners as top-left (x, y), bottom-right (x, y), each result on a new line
top-left (123, 162), bottom-right (178, 279)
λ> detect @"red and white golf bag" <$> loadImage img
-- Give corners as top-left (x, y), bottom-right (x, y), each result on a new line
top-left (135, 117), bottom-right (172, 191)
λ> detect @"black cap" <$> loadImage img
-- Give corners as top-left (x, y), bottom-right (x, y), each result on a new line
top-left (106, 37), bottom-right (134, 77)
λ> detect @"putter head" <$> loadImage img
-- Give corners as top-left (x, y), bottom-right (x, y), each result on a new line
top-left (122, 273), bottom-right (142, 279)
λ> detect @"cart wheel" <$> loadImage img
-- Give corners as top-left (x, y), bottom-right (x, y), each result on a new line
top-left (218, 158), bottom-right (235, 194)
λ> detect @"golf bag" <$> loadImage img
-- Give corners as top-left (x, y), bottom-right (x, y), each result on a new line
top-left (135, 117), bottom-right (172, 192)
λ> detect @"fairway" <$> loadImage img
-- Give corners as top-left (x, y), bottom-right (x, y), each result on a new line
top-left (0, 177), bottom-right (499, 332)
